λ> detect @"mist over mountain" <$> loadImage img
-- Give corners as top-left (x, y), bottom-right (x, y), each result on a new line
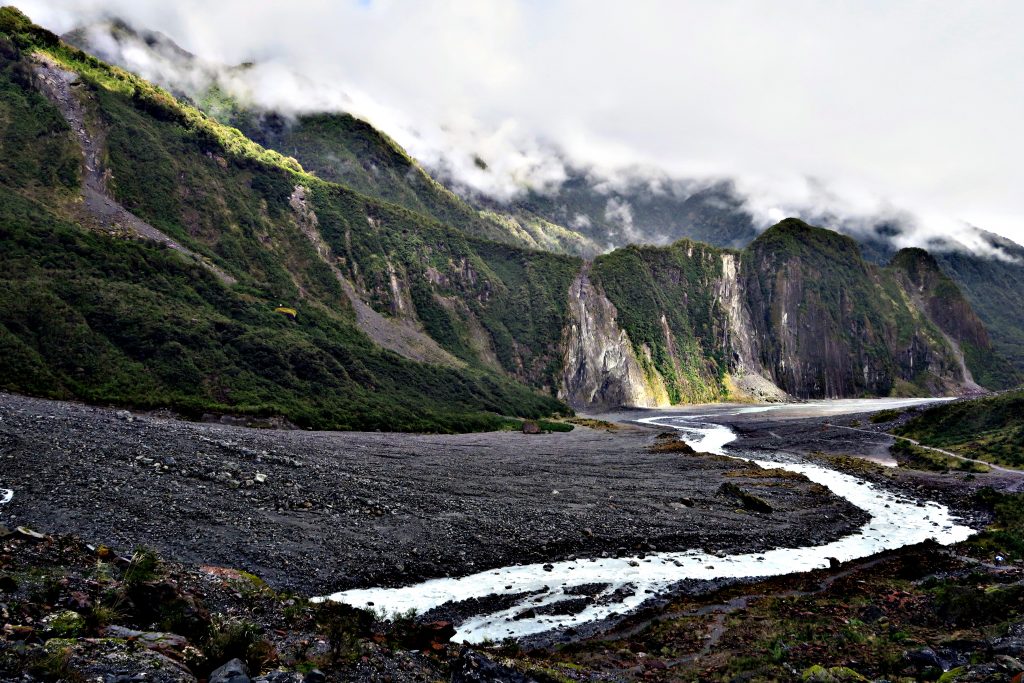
top-left (29, 0), bottom-right (1024, 256)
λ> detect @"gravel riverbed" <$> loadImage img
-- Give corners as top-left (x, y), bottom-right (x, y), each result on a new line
top-left (0, 393), bottom-right (868, 595)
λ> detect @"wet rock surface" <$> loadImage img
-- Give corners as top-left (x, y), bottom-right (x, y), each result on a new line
top-left (0, 393), bottom-right (868, 595)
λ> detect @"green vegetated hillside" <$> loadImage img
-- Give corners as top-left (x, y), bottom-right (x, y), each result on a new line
top-left (567, 218), bottom-right (1009, 404)
top-left (0, 7), bottom-right (574, 431)
top-left (218, 107), bottom-right (602, 257)
top-left (888, 247), bottom-right (1020, 390)
top-left (896, 390), bottom-right (1024, 467)
top-left (60, 14), bottom-right (1024, 385)
top-left (224, 108), bottom-right (506, 241)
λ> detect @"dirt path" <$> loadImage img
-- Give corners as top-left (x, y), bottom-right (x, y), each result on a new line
top-left (828, 422), bottom-right (1020, 475)
top-left (31, 54), bottom-right (236, 286)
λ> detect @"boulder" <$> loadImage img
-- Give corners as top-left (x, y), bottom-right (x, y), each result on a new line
top-left (522, 421), bottom-right (542, 435)
top-left (209, 658), bottom-right (249, 683)
top-left (253, 672), bottom-right (302, 683)
top-left (103, 626), bottom-right (189, 660)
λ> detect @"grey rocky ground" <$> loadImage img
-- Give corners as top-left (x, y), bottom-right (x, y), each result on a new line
top-left (0, 393), bottom-right (868, 596)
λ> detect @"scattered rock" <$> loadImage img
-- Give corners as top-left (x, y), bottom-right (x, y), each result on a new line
top-left (103, 626), bottom-right (189, 659)
top-left (451, 648), bottom-right (538, 682)
top-left (302, 670), bottom-right (326, 683)
top-left (904, 647), bottom-right (946, 674)
top-left (254, 673), bottom-right (302, 683)
top-left (209, 658), bottom-right (250, 683)
top-left (717, 482), bottom-right (774, 514)
top-left (15, 526), bottom-right (47, 540)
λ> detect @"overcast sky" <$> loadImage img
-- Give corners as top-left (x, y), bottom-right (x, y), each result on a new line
top-left (18, 0), bottom-right (1024, 247)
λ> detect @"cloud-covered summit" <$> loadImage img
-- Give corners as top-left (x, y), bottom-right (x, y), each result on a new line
top-left (19, 0), bottom-right (1024, 250)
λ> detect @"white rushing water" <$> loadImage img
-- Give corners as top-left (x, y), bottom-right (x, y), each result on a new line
top-left (319, 400), bottom-right (973, 643)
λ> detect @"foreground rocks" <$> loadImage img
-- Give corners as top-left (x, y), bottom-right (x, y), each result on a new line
top-left (0, 530), bottom-right (506, 682)
top-left (1, 394), bottom-right (1021, 681)
top-left (4, 528), bottom-right (1023, 682)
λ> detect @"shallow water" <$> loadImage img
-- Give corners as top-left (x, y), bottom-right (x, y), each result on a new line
top-left (319, 399), bottom-right (973, 643)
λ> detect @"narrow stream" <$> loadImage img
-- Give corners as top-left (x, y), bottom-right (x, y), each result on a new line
top-left (319, 402), bottom-right (974, 644)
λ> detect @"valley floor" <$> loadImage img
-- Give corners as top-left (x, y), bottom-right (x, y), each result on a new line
top-left (0, 393), bottom-right (863, 596)
top-left (3, 393), bottom-right (1023, 681)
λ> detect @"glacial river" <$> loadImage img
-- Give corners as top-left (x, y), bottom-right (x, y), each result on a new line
top-left (319, 399), bottom-right (974, 643)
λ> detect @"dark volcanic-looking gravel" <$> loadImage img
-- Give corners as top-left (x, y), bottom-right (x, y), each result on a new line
top-left (0, 393), bottom-right (868, 595)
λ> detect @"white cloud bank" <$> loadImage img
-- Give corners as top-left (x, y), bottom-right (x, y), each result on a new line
top-left (16, 0), bottom-right (1024, 247)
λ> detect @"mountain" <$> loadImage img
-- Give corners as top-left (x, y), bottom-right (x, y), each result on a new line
top-left (563, 219), bottom-right (1009, 409)
top-left (449, 169), bottom-right (759, 252)
top-left (930, 232), bottom-right (1024, 377)
top-left (0, 7), bottom-right (574, 432)
top-left (61, 18), bottom-right (1024, 384)
top-left (62, 20), bottom-right (602, 258)
top-left (0, 7), bottom-right (1012, 430)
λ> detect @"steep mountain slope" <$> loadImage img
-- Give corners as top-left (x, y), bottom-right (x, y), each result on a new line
top-left (61, 19), bottom-right (531, 246)
top-left (744, 222), bottom-right (980, 398)
top-left (227, 109), bottom-right (509, 241)
top-left (61, 16), bottom-right (1024, 384)
top-left (0, 8), bottom-right (1009, 425)
top-left (0, 7), bottom-right (572, 431)
top-left (932, 232), bottom-right (1024, 378)
top-left (888, 247), bottom-right (1018, 390)
top-left (463, 172), bottom-right (760, 252)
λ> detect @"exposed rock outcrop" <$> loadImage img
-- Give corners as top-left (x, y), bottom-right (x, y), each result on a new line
top-left (560, 268), bottom-right (668, 409)
top-left (289, 185), bottom-right (463, 368)
top-left (716, 253), bottom-right (789, 402)
top-left (559, 220), bottom-right (992, 409)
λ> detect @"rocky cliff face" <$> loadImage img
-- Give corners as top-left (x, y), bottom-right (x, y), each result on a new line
top-left (559, 268), bottom-right (668, 409)
top-left (716, 253), bottom-right (789, 402)
top-left (558, 220), bottom-right (994, 409)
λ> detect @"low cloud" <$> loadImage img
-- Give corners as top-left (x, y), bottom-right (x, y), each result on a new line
top-left (18, 0), bottom-right (1024, 250)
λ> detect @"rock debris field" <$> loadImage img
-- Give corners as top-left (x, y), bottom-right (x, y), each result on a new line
top-left (0, 393), bottom-right (868, 595)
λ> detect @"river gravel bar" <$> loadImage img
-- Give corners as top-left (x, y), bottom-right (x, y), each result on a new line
top-left (0, 393), bottom-right (871, 594)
